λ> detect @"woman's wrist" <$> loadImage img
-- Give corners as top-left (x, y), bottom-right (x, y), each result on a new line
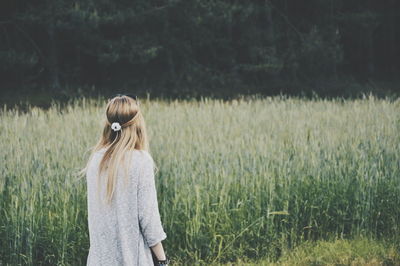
top-left (150, 242), bottom-right (168, 264)
top-left (155, 255), bottom-right (170, 265)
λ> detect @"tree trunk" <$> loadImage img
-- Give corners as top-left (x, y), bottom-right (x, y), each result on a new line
top-left (387, 0), bottom-right (396, 76)
top-left (265, 0), bottom-right (279, 80)
top-left (265, 0), bottom-right (275, 49)
top-left (284, 0), bottom-right (298, 81)
top-left (365, 28), bottom-right (375, 76)
top-left (47, 16), bottom-right (60, 91)
top-left (163, 10), bottom-right (176, 84)
top-left (330, 0), bottom-right (338, 78)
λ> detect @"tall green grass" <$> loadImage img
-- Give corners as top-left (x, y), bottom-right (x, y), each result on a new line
top-left (1, 95), bottom-right (399, 265)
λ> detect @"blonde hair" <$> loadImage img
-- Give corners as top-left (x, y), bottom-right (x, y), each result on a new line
top-left (81, 94), bottom-right (149, 204)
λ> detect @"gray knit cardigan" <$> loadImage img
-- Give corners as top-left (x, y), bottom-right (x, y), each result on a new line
top-left (86, 148), bottom-right (167, 265)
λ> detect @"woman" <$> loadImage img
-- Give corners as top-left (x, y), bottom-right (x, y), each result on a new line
top-left (82, 94), bottom-right (169, 266)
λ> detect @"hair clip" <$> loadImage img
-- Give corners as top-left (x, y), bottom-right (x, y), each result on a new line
top-left (111, 122), bottom-right (122, 132)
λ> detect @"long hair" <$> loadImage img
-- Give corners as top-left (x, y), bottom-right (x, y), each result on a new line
top-left (81, 94), bottom-right (149, 204)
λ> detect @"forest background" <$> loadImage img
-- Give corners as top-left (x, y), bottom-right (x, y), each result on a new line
top-left (1, 0), bottom-right (400, 105)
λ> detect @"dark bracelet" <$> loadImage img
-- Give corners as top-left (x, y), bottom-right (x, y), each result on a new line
top-left (156, 257), bottom-right (170, 266)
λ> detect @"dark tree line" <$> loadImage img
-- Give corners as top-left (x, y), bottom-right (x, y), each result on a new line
top-left (1, 0), bottom-right (399, 98)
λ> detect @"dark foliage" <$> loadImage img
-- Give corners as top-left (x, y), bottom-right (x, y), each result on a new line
top-left (0, 0), bottom-right (399, 99)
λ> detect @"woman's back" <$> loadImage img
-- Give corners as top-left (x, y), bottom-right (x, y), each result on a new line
top-left (86, 148), bottom-right (167, 266)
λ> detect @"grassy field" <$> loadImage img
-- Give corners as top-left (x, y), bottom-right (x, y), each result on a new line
top-left (220, 238), bottom-right (400, 265)
top-left (0, 95), bottom-right (399, 265)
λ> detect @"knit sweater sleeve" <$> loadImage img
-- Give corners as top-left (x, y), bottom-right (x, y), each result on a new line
top-left (137, 151), bottom-right (167, 247)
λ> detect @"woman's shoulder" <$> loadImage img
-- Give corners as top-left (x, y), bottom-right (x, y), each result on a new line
top-left (128, 149), bottom-right (154, 165)
top-left (94, 147), bottom-right (153, 166)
